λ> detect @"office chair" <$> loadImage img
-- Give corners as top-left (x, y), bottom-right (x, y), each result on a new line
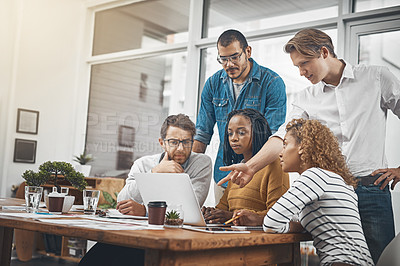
top-left (377, 233), bottom-right (400, 266)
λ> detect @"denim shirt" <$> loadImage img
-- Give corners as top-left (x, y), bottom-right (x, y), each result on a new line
top-left (195, 58), bottom-right (287, 186)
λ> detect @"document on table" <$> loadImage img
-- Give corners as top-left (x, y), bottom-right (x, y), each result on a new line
top-left (0, 211), bottom-right (161, 230)
top-left (107, 209), bottom-right (148, 220)
top-left (37, 218), bottom-right (159, 230)
top-left (85, 215), bottom-right (149, 226)
top-left (1, 206), bottom-right (26, 211)
top-left (0, 212), bottom-right (66, 218)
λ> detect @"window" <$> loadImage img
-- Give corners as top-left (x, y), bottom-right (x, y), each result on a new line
top-left (203, 0), bottom-right (338, 38)
top-left (353, 0), bottom-right (400, 12)
top-left (92, 0), bottom-right (190, 55)
top-left (358, 30), bottom-right (400, 168)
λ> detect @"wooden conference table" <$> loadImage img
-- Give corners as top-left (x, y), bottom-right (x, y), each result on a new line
top-left (0, 198), bottom-right (311, 266)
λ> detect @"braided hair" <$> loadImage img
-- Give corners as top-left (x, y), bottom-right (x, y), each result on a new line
top-left (223, 109), bottom-right (272, 166)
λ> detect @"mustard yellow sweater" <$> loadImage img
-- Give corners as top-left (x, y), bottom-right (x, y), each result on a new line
top-left (216, 158), bottom-right (289, 216)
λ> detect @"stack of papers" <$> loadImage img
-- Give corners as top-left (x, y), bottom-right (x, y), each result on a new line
top-left (1, 206), bottom-right (26, 211)
top-left (107, 209), bottom-right (148, 220)
top-left (0, 210), bottom-right (161, 231)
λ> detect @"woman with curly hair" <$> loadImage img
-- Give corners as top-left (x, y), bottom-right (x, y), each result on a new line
top-left (234, 118), bottom-right (373, 266)
top-left (202, 109), bottom-right (289, 224)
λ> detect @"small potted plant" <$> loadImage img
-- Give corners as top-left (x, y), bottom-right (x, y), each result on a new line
top-left (22, 161), bottom-right (87, 254)
top-left (22, 161), bottom-right (87, 193)
top-left (73, 151), bottom-right (93, 177)
top-left (165, 207), bottom-right (184, 228)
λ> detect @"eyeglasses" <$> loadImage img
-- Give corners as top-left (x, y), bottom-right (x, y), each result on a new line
top-left (217, 51), bottom-right (243, 65)
top-left (164, 139), bottom-right (193, 148)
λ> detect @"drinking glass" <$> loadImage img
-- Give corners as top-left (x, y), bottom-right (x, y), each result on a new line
top-left (83, 190), bottom-right (100, 215)
top-left (25, 186), bottom-right (43, 213)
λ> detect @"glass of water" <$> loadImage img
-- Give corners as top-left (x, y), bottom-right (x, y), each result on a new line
top-left (25, 186), bottom-right (43, 213)
top-left (83, 189), bottom-right (100, 215)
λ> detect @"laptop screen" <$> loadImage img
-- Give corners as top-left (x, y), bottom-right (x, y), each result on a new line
top-left (135, 173), bottom-right (206, 226)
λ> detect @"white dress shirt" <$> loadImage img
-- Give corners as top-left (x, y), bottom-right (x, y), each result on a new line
top-left (274, 61), bottom-right (400, 176)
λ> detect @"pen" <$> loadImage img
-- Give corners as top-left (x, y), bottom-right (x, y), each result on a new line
top-left (224, 214), bottom-right (241, 225)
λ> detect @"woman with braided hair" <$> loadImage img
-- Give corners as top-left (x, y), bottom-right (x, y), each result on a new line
top-left (202, 109), bottom-right (289, 224)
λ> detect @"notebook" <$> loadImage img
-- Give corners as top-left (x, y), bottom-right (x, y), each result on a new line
top-left (135, 173), bottom-right (207, 226)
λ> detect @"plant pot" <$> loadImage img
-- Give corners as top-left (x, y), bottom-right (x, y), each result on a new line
top-left (164, 204), bottom-right (184, 228)
top-left (165, 218), bottom-right (184, 228)
top-left (74, 164), bottom-right (91, 177)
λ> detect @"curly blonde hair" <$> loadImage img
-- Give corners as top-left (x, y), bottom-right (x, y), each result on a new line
top-left (286, 118), bottom-right (356, 188)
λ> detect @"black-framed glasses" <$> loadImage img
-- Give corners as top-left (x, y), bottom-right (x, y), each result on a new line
top-left (164, 139), bottom-right (193, 148)
top-left (217, 51), bottom-right (243, 65)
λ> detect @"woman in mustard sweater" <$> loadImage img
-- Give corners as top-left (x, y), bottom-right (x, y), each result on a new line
top-left (202, 109), bottom-right (289, 224)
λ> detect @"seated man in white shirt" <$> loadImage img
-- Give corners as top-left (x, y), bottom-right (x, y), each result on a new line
top-left (116, 113), bottom-right (212, 216)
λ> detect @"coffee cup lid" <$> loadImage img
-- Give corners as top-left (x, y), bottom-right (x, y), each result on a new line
top-left (148, 201), bottom-right (167, 208)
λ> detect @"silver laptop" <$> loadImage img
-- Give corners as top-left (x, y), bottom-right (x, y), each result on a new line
top-left (135, 173), bottom-right (206, 226)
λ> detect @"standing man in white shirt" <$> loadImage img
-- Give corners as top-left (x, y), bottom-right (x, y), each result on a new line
top-left (218, 28), bottom-right (400, 264)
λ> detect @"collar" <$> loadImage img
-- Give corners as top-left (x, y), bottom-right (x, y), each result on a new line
top-left (220, 58), bottom-right (261, 84)
top-left (159, 152), bottom-right (191, 170)
top-left (318, 59), bottom-right (355, 92)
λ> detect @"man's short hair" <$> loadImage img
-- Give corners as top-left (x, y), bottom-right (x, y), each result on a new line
top-left (217, 29), bottom-right (248, 51)
top-left (284, 28), bottom-right (337, 58)
top-left (160, 114), bottom-right (196, 139)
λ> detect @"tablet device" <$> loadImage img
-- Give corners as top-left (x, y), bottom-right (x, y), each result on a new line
top-left (135, 173), bottom-right (207, 226)
top-left (183, 225), bottom-right (250, 234)
top-left (231, 225), bottom-right (264, 231)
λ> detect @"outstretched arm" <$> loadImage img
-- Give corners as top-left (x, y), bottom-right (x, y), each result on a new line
top-left (218, 136), bottom-right (283, 187)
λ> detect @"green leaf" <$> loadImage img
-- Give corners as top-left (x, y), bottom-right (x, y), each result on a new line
top-left (165, 210), bottom-right (180, 219)
top-left (73, 152), bottom-right (93, 165)
top-left (23, 161), bottom-right (87, 191)
top-left (102, 191), bottom-right (116, 205)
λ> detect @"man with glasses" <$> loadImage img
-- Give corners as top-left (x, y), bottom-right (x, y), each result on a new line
top-left (193, 29), bottom-right (286, 200)
top-left (117, 114), bottom-right (212, 216)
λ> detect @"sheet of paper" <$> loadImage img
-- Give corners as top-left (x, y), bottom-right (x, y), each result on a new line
top-left (1, 206), bottom-right (26, 211)
top-left (71, 205), bottom-right (84, 211)
top-left (37, 218), bottom-right (160, 230)
top-left (0, 212), bottom-right (66, 218)
top-left (86, 216), bottom-right (149, 226)
top-left (107, 209), bottom-right (148, 220)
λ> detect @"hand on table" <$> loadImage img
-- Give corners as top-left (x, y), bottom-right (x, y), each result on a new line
top-left (116, 199), bottom-right (146, 216)
top-left (218, 163), bottom-right (255, 188)
top-left (202, 207), bottom-right (233, 224)
top-left (371, 167), bottom-right (400, 190)
top-left (232, 209), bottom-right (264, 226)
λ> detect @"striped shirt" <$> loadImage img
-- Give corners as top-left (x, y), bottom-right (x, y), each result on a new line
top-left (263, 168), bottom-right (373, 265)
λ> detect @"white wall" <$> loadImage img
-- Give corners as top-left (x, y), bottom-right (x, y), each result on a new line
top-left (0, 0), bottom-right (87, 197)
